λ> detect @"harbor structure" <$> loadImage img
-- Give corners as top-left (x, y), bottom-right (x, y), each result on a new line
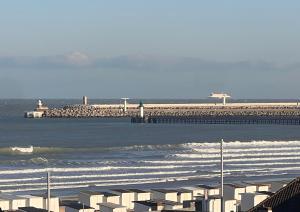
top-left (209, 93), bottom-right (231, 105)
top-left (138, 101), bottom-right (144, 118)
top-left (121, 98), bottom-right (129, 112)
top-left (25, 100), bottom-right (48, 118)
top-left (83, 96), bottom-right (88, 105)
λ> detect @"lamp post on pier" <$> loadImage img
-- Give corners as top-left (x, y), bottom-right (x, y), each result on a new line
top-left (220, 139), bottom-right (224, 212)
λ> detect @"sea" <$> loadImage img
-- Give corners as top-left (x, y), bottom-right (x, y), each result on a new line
top-left (1, 99), bottom-right (300, 196)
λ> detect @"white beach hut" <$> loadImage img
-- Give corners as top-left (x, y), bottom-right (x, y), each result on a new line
top-left (79, 190), bottom-right (104, 210)
top-left (0, 194), bottom-right (26, 210)
top-left (32, 193), bottom-right (59, 212)
top-left (127, 189), bottom-right (151, 201)
top-left (102, 192), bottom-right (120, 205)
top-left (111, 189), bottom-right (135, 209)
top-left (151, 189), bottom-right (178, 202)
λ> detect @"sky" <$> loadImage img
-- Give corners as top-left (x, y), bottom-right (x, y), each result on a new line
top-left (1, 1), bottom-right (300, 99)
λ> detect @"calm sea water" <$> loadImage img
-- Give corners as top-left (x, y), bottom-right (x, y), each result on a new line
top-left (1, 99), bottom-right (300, 195)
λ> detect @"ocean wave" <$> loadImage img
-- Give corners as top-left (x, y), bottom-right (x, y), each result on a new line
top-left (2, 140), bottom-right (300, 155)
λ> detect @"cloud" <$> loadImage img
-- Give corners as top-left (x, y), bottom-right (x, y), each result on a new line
top-left (65, 51), bottom-right (91, 65)
top-left (0, 52), bottom-right (295, 73)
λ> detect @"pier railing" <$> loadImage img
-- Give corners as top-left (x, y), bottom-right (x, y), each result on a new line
top-left (131, 115), bottom-right (300, 125)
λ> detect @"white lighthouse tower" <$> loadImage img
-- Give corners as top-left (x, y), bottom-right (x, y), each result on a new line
top-left (138, 101), bottom-right (144, 118)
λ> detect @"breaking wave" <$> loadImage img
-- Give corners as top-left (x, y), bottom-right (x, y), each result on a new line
top-left (1, 140), bottom-right (300, 194)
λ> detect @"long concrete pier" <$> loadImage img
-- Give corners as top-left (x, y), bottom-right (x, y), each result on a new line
top-left (44, 102), bottom-right (300, 123)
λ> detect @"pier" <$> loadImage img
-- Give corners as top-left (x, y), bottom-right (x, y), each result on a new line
top-left (131, 115), bottom-right (300, 125)
top-left (34, 97), bottom-right (300, 125)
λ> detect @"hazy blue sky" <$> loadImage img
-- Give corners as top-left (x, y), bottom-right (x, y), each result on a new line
top-left (1, 1), bottom-right (300, 98)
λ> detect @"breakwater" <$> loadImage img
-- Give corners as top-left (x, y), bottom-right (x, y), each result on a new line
top-left (44, 103), bottom-right (300, 125)
top-left (131, 115), bottom-right (300, 125)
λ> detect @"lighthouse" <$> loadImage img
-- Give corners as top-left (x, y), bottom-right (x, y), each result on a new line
top-left (139, 101), bottom-right (144, 118)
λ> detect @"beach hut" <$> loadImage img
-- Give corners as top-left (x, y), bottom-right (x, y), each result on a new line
top-left (32, 193), bottom-right (59, 212)
top-left (20, 195), bottom-right (44, 209)
top-left (79, 190), bottom-right (104, 210)
top-left (98, 202), bottom-right (127, 212)
top-left (102, 192), bottom-right (120, 205)
top-left (196, 185), bottom-right (220, 196)
top-left (195, 195), bottom-right (237, 212)
top-left (111, 189), bottom-right (135, 209)
top-left (176, 189), bottom-right (193, 203)
top-left (127, 189), bottom-right (151, 201)
top-left (0, 198), bottom-right (10, 211)
top-left (18, 206), bottom-right (48, 212)
top-left (224, 183), bottom-right (246, 201)
top-left (241, 192), bottom-right (270, 211)
top-left (182, 187), bottom-right (206, 198)
top-left (151, 189), bottom-right (178, 202)
top-left (133, 199), bottom-right (182, 212)
top-left (0, 194), bottom-right (26, 210)
top-left (244, 182), bottom-right (270, 192)
top-left (64, 202), bottom-right (94, 212)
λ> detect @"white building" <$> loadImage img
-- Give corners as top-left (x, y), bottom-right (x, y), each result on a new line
top-left (102, 192), bottom-right (120, 205)
top-left (176, 189), bottom-right (193, 203)
top-left (195, 196), bottom-right (237, 212)
top-left (243, 182), bottom-right (270, 192)
top-left (241, 192), bottom-right (270, 211)
top-left (151, 189), bottom-right (178, 202)
top-left (20, 195), bottom-right (44, 209)
top-left (98, 202), bottom-right (127, 212)
top-left (182, 187), bottom-right (207, 198)
top-left (79, 190), bottom-right (104, 210)
top-left (111, 189), bottom-right (135, 209)
top-left (196, 185), bottom-right (220, 196)
top-left (0, 194), bottom-right (26, 210)
top-left (32, 194), bottom-right (60, 212)
top-left (127, 189), bottom-right (151, 201)
top-left (0, 198), bottom-right (10, 211)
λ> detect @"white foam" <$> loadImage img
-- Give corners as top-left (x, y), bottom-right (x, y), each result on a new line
top-left (0, 165), bottom-right (191, 175)
top-left (171, 151), bottom-right (300, 159)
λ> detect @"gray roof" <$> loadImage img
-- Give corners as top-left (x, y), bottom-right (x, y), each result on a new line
top-left (134, 200), bottom-right (182, 206)
top-left (18, 207), bottom-right (49, 212)
top-left (0, 194), bottom-right (25, 200)
top-left (127, 189), bottom-right (150, 193)
top-left (101, 192), bottom-right (119, 197)
top-left (80, 190), bottom-right (103, 196)
top-left (248, 177), bottom-right (300, 212)
top-left (111, 189), bottom-right (131, 193)
top-left (152, 189), bottom-right (178, 193)
top-left (63, 201), bottom-right (94, 210)
top-left (98, 202), bottom-right (126, 208)
top-left (197, 184), bottom-right (219, 189)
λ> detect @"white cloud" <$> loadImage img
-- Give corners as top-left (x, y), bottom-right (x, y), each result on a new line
top-left (65, 51), bottom-right (91, 65)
